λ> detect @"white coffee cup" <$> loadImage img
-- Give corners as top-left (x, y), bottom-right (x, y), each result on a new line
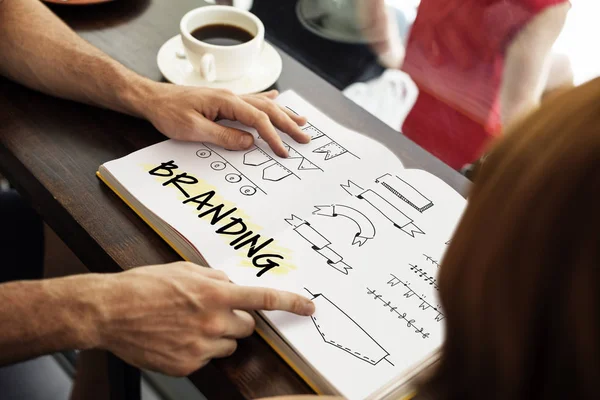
top-left (180, 6), bottom-right (264, 82)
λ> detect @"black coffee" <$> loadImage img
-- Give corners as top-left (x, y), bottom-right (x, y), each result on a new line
top-left (191, 24), bottom-right (254, 46)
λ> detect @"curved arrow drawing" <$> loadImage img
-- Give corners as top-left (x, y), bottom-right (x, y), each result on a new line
top-left (313, 205), bottom-right (375, 247)
top-left (341, 180), bottom-right (425, 238)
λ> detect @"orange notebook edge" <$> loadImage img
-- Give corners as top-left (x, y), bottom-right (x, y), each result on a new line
top-left (95, 170), bottom-right (324, 395)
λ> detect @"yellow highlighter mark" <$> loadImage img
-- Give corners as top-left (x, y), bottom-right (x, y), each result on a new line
top-left (142, 161), bottom-right (295, 277)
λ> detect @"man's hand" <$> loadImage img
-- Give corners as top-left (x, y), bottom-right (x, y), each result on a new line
top-left (0, 0), bottom-right (308, 158)
top-left (95, 262), bottom-right (315, 376)
top-left (136, 86), bottom-right (309, 158)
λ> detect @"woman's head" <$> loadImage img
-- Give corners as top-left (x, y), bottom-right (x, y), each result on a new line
top-left (422, 78), bottom-right (600, 400)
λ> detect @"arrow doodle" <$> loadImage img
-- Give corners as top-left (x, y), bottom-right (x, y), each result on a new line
top-left (340, 181), bottom-right (425, 238)
top-left (285, 215), bottom-right (352, 275)
top-left (313, 204), bottom-right (376, 246)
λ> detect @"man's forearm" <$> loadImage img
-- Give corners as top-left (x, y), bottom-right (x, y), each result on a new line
top-left (0, 0), bottom-right (312, 156)
top-left (0, 0), bottom-right (151, 117)
top-left (0, 274), bottom-right (103, 365)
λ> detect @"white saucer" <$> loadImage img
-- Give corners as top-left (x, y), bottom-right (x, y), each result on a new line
top-left (157, 35), bottom-right (282, 95)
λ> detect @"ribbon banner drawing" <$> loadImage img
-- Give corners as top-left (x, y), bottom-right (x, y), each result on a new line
top-left (313, 204), bottom-right (375, 246)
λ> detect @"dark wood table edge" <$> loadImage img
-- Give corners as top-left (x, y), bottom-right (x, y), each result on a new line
top-left (0, 143), bottom-right (121, 273)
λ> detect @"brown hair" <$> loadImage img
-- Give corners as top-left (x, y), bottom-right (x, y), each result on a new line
top-left (419, 77), bottom-right (600, 400)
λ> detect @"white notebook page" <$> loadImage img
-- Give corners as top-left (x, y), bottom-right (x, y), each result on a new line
top-left (102, 90), bottom-right (467, 399)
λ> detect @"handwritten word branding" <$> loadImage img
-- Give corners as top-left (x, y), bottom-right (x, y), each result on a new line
top-left (149, 160), bottom-right (283, 277)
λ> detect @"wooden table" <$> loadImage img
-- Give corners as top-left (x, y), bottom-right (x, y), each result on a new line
top-left (0, 0), bottom-right (469, 398)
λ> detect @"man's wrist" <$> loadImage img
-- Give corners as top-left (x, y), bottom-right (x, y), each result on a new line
top-left (40, 274), bottom-right (109, 351)
top-left (116, 72), bottom-right (163, 120)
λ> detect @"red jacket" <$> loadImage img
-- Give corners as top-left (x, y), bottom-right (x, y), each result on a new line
top-left (401, 0), bottom-right (569, 169)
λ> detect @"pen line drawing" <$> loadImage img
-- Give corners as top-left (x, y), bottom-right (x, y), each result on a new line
top-left (408, 263), bottom-right (439, 290)
top-left (196, 144), bottom-right (266, 196)
top-left (375, 173), bottom-right (434, 213)
top-left (387, 275), bottom-right (444, 322)
top-left (423, 254), bottom-right (441, 268)
top-left (243, 146), bottom-right (300, 182)
top-left (293, 116), bottom-right (326, 140)
top-left (285, 106), bottom-right (360, 161)
top-left (313, 204), bottom-right (376, 246)
top-left (313, 142), bottom-right (351, 161)
top-left (341, 180), bottom-right (425, 237)
top-left (283, 141), bottom-right (323, 172)
top-left (263, 163), bottom-right (295, 182)
top-left (366, 287), bottom-right (431, 339)
top-left (285, 215), bottom-right (352, 275)
top-left (304, 288), bottom-right (394, 366)
top-left (301, 124), bottom-right (325, 140)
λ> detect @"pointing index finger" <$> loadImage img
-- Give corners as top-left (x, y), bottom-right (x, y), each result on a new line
top-left (225, 285), bottom-right (315, 316)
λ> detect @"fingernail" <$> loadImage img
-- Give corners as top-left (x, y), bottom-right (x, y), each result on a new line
top-left (240, 135), bottom-right (253, 149)
top-left (303, 300), bottom-right (315, 315)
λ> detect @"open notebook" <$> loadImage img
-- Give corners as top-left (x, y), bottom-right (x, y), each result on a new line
top-left (97, 91), bottom-right (467, 400)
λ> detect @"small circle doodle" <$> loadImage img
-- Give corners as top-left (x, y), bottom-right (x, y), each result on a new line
top-left (240, 185), bottom-right (257, 196)
top-left (211, 161), bottom-right (226, 171)
top-left (225, 173), bottom-right (242, 183)
top-left (196, 149), bottom-right (212, 158)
